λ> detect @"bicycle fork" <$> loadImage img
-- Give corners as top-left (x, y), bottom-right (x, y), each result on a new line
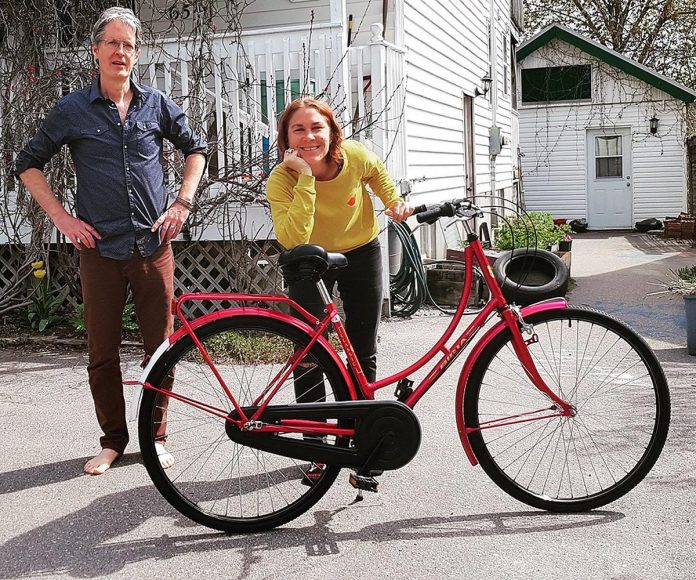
top-left (502, 304), bottom-right (575, 416)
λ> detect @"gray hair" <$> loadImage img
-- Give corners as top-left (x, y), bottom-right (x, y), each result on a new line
top-left (91, 7), bottom-right (142, 46)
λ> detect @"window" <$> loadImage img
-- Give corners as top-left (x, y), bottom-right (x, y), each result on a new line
top-left (595, 136), bottom-right (622, 178)
top-left (521, 65), bottom-right (591, 103)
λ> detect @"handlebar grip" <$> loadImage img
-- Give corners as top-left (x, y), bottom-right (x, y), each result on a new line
top-left (415, 202), bottom-right (456, 224)
top-left (411, 203), bottom-right (430, 215)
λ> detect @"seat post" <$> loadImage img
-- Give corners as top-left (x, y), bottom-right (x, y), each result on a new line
top-left (315, 279), bottom-right (334, 307)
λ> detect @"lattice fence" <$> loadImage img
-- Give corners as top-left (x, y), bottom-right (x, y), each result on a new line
top-left (0, 240), bottom-right (286, 319)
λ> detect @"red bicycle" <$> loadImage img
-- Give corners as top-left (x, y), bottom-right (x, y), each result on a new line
top-left (133, 199), bottom-right (670, 533)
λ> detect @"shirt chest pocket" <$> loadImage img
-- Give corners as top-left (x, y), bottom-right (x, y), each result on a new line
top-left (135, 120), bottom-right (162, 158)
top-left (79, 125), bottom-right (112, 156)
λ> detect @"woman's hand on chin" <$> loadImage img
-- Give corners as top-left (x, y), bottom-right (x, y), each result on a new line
top-left (283, 149), bottom-right (313, 176)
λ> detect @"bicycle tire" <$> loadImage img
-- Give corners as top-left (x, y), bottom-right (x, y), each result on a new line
top-left (463, 306), bottom-right (670, 512)
top-left (138, 315), bottom-right (351, 533)
top-left (493, 249), bottom-right (569, 306)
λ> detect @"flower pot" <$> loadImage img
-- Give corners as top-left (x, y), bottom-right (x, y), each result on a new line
top-left (684, 295), bottom-right (696, 355)
top-left (558, 240), bottom-right (572, 251)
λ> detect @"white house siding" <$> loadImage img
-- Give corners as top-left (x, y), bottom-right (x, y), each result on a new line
top-left (519, 40), bottom-right (689, 224)
top-left (490, 0), bottom-right (515, 191)
top-left (402, 0), bottom-right (516, 206)
top-left (521, 103), bottom-right (687, 222)
top-left (141, 1), bottom-right (387, 44)
top-left (140, 1), bottom-right (330, 37)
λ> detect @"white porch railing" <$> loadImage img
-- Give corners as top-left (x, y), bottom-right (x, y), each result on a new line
top-left (138, 21), bottom-right (407, 186)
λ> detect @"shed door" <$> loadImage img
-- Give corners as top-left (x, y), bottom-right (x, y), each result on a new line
top-left (587, 128), bottom-right (632, 229)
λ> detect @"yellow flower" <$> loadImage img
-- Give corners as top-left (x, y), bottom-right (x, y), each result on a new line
top-left (31, 260), bottom-right (44, 270)
top-left (33, 269), bottom-right (46, 279)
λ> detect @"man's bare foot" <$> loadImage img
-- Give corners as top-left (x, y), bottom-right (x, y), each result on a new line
top-left (84, 448), bottom-right (120, 475)
top-left (155, 442), bottom-right (175, 469)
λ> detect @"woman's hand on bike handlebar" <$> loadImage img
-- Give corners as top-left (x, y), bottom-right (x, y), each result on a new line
top-left (386, 200), bottom-right (413, 223)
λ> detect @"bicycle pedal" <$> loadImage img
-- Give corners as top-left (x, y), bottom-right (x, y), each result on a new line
top-left (349, 472), bottom-right (379, 493)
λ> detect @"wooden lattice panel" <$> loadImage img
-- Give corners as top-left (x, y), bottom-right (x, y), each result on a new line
top-left (172, 240), bottom-right (285, 317)
top-left (0, 244), bottom-right (23, 291)
top-left (0, 240), bottom-right (285, 319)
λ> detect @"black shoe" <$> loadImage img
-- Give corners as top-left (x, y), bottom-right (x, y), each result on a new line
top-left (301, 463), bottom-right (326, 486)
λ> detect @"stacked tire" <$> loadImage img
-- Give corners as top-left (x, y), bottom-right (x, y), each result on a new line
top-left (493, 248), bottom-right (569, 306)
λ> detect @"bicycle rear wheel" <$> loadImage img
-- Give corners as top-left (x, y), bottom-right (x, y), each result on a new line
top-left (138, 315), bottom-right (350, 533)
top-left (463, 307), bottom-right (670, 511)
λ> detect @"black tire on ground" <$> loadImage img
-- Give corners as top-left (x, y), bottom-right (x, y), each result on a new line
top-left (493, 248), bottom-right (569, 305)
top-left (463, 307), bottom-right (670, 512)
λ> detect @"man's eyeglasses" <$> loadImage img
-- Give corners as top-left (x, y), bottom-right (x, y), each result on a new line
top-left (101, 39), bottom-right (139, 55)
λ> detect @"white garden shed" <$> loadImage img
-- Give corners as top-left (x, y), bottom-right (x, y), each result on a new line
top-left (517, 24), bottom-right (696, 229)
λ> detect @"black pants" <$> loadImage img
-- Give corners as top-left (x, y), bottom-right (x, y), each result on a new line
top-left (289, 238), bottom-right (383, 402)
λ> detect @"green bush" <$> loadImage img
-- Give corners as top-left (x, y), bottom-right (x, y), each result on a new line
top-left (494, 212), bottom-right (571, 250)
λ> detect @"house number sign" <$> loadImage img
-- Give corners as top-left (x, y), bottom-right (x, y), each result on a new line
top-left (168, 3), bottom-right (192, 21)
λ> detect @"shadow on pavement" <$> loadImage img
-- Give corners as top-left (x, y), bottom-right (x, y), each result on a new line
top-left (0, 453), bottom-right (141, 495)
top-left (0, 482), bottom-right (624, 579)
top-left (568, 260), bottom-right (692, 344)
top-left (624, 234), bottom-right (693, 255)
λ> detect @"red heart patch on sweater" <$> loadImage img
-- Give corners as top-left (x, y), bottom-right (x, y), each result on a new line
top-left (347, 195), bottom-right (356, 206)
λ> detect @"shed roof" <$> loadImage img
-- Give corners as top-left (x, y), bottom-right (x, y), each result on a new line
top-left (517, 23), bottom-right (696, 103)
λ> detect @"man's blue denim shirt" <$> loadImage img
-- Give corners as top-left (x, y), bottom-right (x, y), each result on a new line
top-left (15, 77), bottom-right (207, 260)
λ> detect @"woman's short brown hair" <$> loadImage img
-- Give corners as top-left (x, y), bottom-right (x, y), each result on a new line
top-left (276, 98), bottom-right (344, 167)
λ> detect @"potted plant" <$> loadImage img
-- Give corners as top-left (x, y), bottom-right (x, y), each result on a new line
top-left (649, 265), bottom-right (696, 355)
top-left (558, 232), bottom-right (573, 252)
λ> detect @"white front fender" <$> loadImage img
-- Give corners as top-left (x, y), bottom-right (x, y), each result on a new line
top-left (128, 338), bottom-right (172, 422)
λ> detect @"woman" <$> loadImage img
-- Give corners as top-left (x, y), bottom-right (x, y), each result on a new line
top-left (267, 97), bottom-right (411, 392)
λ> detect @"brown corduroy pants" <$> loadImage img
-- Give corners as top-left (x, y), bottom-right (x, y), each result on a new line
top-left (80, 243), bottom-right (174, 454)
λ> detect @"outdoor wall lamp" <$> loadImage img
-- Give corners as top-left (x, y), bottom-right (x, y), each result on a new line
top-left (475, 73), bottom-right (493, 97)
top-left (649, 116), bottom-right (659, 134)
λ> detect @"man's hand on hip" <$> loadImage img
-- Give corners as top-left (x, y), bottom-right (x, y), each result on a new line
top-left (152, 203), bottom-right (189, 243)
top-left (54, 213), bottom-right (102, 250)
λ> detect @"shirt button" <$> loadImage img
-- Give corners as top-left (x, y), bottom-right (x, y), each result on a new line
top-left (117, 122), bottom-right (121, 126)
top-left (124, 145), bottom-right (127, 149)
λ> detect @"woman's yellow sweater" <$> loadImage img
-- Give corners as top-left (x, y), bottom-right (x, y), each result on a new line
top-left (266, 140), bottom-right (401, 252)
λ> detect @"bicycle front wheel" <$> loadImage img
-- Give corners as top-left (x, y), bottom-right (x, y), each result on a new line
top-left (464, 307), bottom-right (670, 512)
top-left (138, 315), bottom-right (350, 533)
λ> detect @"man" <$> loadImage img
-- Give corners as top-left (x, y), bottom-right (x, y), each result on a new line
top-left (16, 7), bottom-right (207, 475)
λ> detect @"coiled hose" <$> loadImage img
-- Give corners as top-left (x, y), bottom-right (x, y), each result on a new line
top-left (388, 220), bottom-right (429, 317)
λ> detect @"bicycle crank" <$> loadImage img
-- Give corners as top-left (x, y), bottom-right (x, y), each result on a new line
top-left (225, 400), bottom-right (422, 472)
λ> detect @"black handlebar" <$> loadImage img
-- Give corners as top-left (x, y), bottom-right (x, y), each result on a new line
top-left (413, 199), bottom-right (471, 224)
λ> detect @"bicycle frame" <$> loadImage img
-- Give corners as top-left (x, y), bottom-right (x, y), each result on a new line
top-left (135, 234), bottom-right (574, 465)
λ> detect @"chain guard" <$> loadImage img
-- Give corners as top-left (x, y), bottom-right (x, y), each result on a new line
top-left (225, 400), bottom-right (421, 471)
